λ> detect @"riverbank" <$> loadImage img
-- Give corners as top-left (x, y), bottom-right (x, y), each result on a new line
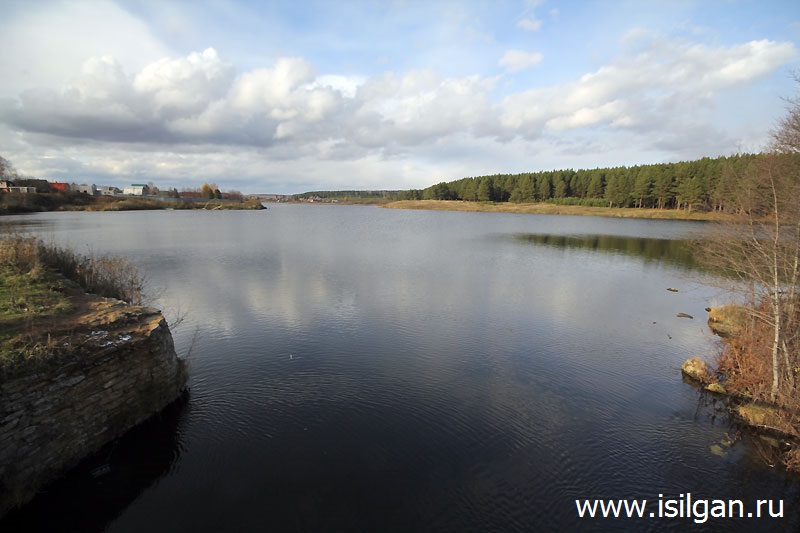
top-left (0, 237), bottom-right (187, 517)
top-left (382, 199), bottom-right (735, 221)
top-left (682, 307), bottom-right (800, 472)
top-left (0, 193), bottom-right (266, 215)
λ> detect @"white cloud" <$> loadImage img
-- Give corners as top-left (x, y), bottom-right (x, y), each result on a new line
top-left (0, 0), bottom-right (170, 96)
top-left (499, 50), bottom-right (544, 72)
top-left (230, 58), bottom-right (316, 112)
top-left (134, 48), bottom-right (235, 120)
top-left (516, 17), bottom-right (542, 31)
top-left (310, 75), bottom-right (366, 98)
top-left (0, 11), bottom-right (796, 194)
top-left (516, 0), bottom-right (545, 31)
top-left (500, 36), bottom-right (797, 140)
top-left (545, 101), bottom-right (626, 130)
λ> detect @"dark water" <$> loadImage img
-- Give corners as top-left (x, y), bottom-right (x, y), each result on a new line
top-left (1, 205), bottom-right (798, 532)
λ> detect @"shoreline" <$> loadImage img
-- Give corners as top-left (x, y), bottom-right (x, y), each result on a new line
top-left (682, 307), bottom-right (800, 472)
top-left (0, 196), bottom-right (266, 215)
top-left (0, 238), bottom-right (188, 516)
top-left (381, 199), bottom-right (735, 221)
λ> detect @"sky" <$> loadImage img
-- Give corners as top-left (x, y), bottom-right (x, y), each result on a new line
top-left (1, 0), bottom-right (799, 194)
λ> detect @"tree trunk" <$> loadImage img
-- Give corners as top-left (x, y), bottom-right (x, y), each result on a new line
top-left (771, 294), bottom-right (781, 401)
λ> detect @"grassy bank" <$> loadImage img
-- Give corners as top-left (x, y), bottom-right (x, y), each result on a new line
top-left (84, 198), bottom-right (266, 211)
top-left (0, 193), bottom-right (266, 214)
top-left (383, 199), bottom-right (735, 221)
top-left (0, 236), bottom-right (146, 375)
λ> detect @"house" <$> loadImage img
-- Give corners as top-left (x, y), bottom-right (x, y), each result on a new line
top-left (96, 185), bottom-right (121, 196)
top-left (123, 184), bottom-right (148, 196)
top-left (0, 180), bottom-right (36, 194)
top-left (76, 184), bottom-right (98, 195)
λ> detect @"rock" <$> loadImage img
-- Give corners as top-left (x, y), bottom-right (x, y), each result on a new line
top-left (667, 287), bottom-right (679, 292)
top-left (0, 301), bottom-right (187, 518)
top-left (676, 312), bottom-right (693, 319)
top-left (705, 382), bottom-right (726, 394)
top-left (681, 357), bottom-right (708, 382)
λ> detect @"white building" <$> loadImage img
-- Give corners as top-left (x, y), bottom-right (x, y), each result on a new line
top-left (75, 184), bottom-right (97, 195)
top-left (96, 185), bottom-right (121, 196)
top-left (123, 184), bottom-right (147, 196)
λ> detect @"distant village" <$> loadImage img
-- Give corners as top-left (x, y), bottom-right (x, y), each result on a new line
top-left (0, 178), bottom-right (249, 201)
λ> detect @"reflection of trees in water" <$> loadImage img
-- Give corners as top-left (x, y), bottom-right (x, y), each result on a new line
top-left (0, 391), bottom-right (189, 532)
top-left (515, 233), bottom-right (697, 269)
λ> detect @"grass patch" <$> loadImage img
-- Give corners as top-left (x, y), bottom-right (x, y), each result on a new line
top-left (0, 236), bottom-right (148, 373)
top-left (382, 200), bottom-right (735, 221)
top-left (736, 403), bottom-right (786, 429)
top-left (0, 265), bottom-right (72, 348)
top-left (707, 305), bottom-right (748, 337)
top-left (0, 247), bottom-right (73, 370)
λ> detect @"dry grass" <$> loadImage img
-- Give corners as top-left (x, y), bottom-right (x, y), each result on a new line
top-left (382, 200), bottom-right (736, 221)
top-left (32, 240), bottom-right (146, 305)
top-left (710, 300), bottom-right (800, 471)
top-left (707, 305), bottom-right (748, 337)
top-left (0, 235), bottom-right (150, 373)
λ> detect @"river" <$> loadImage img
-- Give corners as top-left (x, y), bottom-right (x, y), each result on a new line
top-left (1, 204), bottom-right (798, 531)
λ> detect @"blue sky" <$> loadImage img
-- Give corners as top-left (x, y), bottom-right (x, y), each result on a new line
top-left (1, 0), bottom-right (798, 194)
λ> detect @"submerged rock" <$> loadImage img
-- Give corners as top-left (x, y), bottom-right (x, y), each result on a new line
top-left (709, 444), bottom-right (728, 458)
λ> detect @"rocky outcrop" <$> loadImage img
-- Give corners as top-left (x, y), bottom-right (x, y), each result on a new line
top-left (0, 301), bottom-right (187, 517)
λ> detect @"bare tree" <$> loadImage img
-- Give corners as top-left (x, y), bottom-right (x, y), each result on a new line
top-left (701, 85), bottom-right (800, 404)
top-left (0, 155), bottom-right (18, 181)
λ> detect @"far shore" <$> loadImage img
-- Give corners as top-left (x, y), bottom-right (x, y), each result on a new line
top-left (381, 199), bottom-right (736, 221)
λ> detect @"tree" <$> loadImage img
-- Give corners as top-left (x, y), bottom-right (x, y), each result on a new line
top-left (0, 155), bottom-right (17, 181)
top-left (632, 169), bottom-right (652, 208)
top-left (460, 179), bottom-right (477, 201)
top-left (651, 167), bottom-right (674, 209)
top-left (476, 177), bottom-right (494, 202)
top-left (553, 175), bottom-right (568, 199)
top-left (536, 174), bottom-right (552, 201)
top-left (200, 183), bottom-right (214, 199)
top-left (586, 171), bottom-right (604, 198)
top-left (700, 85), bottom-right (800, 404)
top-left (424, 182), bottom-right (455, 200)
top-left (604, 173), bottom-right (628, 207)
top-left (676, 176), bottom-right (704, 213)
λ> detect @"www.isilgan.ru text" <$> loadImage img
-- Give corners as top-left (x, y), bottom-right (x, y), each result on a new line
top-left (576, 494), bottom-right (783, 524)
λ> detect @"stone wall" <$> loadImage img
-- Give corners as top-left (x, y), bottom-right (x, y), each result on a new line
top-left (0, 304), bottom-right (187, 517)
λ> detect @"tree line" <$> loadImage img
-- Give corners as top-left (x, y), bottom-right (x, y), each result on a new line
top-left (403, 154), bottom-right (763, 213)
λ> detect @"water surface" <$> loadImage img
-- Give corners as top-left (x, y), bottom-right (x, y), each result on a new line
top-left (2, 205), bottom-right (797, 531)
